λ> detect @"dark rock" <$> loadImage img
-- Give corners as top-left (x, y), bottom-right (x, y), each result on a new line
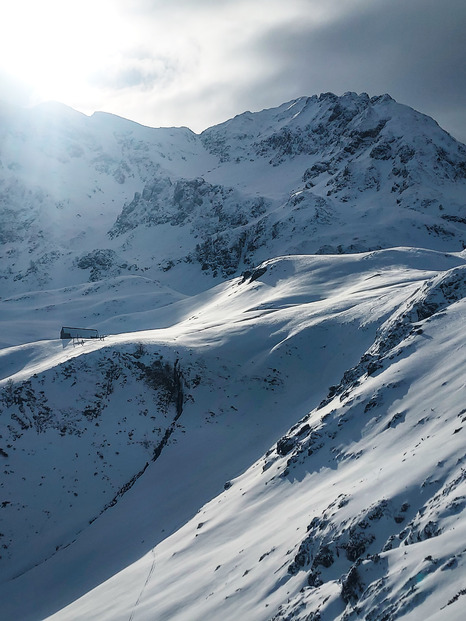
top-left (277, 435), bottom-right (296, 456)
top-left (341, 566), bottom-right (363, 604)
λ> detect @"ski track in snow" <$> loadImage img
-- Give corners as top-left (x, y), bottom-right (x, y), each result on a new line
top-left (128, 549), bottom-right (156, 621)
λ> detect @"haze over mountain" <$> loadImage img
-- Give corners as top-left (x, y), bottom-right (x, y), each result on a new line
top-left (0, 93), bottom-right (465, 620)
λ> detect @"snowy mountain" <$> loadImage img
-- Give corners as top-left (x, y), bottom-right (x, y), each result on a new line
top-left (1, 92), bottom-right (465, 346)
top-left (0, 93), bottom-right (465, 620)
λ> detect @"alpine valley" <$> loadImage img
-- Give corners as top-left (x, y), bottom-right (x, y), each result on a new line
top-left (0, 92), bottom-right (465, 621)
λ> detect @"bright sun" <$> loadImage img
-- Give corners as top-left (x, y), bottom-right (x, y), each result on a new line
top-left (0, 0), bottom-right (126, 105)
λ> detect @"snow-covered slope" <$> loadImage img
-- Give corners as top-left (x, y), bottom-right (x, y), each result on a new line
top-left (1, 248), bottom-right (466, 620)
top-left (50, 273), bottom-right (466, 621)
top-left (0, 94), bottom-right (465, 620)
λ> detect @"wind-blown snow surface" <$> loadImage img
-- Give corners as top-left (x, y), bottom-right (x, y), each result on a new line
top-left (1, 94), bottom-right (466, 620)
top-left (1, 248), bottom-right (466, 620)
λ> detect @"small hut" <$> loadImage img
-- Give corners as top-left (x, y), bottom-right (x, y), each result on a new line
top-left (60, 326), bottom-right (99, 340)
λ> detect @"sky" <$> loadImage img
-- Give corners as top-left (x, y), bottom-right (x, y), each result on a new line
top-left (0, 0), bottom-right (465, 142)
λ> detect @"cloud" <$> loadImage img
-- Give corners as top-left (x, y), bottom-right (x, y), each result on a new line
top-left (88, 52), bottom-right (180, 91)
top-left (77, 0), bottom-right (304, 129)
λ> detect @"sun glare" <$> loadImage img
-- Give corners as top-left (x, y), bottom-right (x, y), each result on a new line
top-left (1, 0), bottom-right (126, 105)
